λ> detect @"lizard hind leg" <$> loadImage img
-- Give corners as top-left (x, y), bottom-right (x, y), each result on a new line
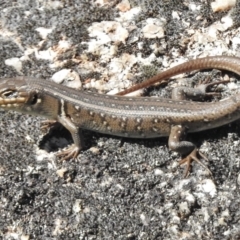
top-left (171, 79), bottom-right (229, 101)
top-left (168, 125), bottom-right (212, 177)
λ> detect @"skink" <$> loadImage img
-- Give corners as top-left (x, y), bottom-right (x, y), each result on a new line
top-left (1, 56), bottom-right (240, 176)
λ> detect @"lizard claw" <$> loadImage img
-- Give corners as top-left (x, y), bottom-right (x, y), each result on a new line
top-left (179, 148), bottom-right (212, 178)
top-left (40, 120), bottom-right (58, 131)
top-left (56, 144), bottom-right (80, 161)
top-left (196, 79), bottom-right (230, 98)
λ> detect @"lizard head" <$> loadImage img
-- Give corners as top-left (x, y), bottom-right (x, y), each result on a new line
top-left (0, 77), bottom-right (41, 114)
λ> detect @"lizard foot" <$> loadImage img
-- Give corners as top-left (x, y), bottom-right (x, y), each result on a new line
top-left (56, 144), bottom-right (80, 161)
top-left (197, 79), bottom-right (230, 98)
top-left (179, 148), bottom-right (212, 177)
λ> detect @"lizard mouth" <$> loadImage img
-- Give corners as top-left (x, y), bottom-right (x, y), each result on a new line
top-left (0, 89), bottom-right (27, 108)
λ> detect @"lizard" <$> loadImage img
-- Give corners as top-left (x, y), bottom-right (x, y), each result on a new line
top-left (1, 55), bottom-right (240, 176)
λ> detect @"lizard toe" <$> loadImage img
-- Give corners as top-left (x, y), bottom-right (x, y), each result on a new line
top-left (179, 148), bottom-right (212, 178)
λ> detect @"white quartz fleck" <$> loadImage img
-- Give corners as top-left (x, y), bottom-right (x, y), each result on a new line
top-left (52, 69), bottom-right (81, 89)
top-left (211, 0), bottom-right (236, 12)
top-left (58, 40), bottom-right (71, 49)
top-left (5, 58), bottom-right (22, 73)
top-left (116, 7), bottom-right (141, 22)
top-left (35, 27), bottom-right (53, 39)
top-left (199, 179), bottom-right (217, 197)
top-left (116, 0), bottom-right (131, 12)
top-left (88, 21), bottom-right (129, 44)
top-left (52, 69), bottom-right (72, 83)
top-left (142, 18), bottom-right (165, 39)
top-left (35, 48), bottom-right (57, 61)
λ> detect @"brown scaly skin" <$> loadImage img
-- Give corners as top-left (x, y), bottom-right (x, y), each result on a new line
top-left (1, 56), bottom-right (240, 176)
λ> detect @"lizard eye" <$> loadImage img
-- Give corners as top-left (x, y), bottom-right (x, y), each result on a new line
top-left (30, 94), bottom-right (38, 105)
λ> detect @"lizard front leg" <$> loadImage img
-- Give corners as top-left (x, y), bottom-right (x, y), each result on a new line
top-left (56, 114), bottom-right (85, 160)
